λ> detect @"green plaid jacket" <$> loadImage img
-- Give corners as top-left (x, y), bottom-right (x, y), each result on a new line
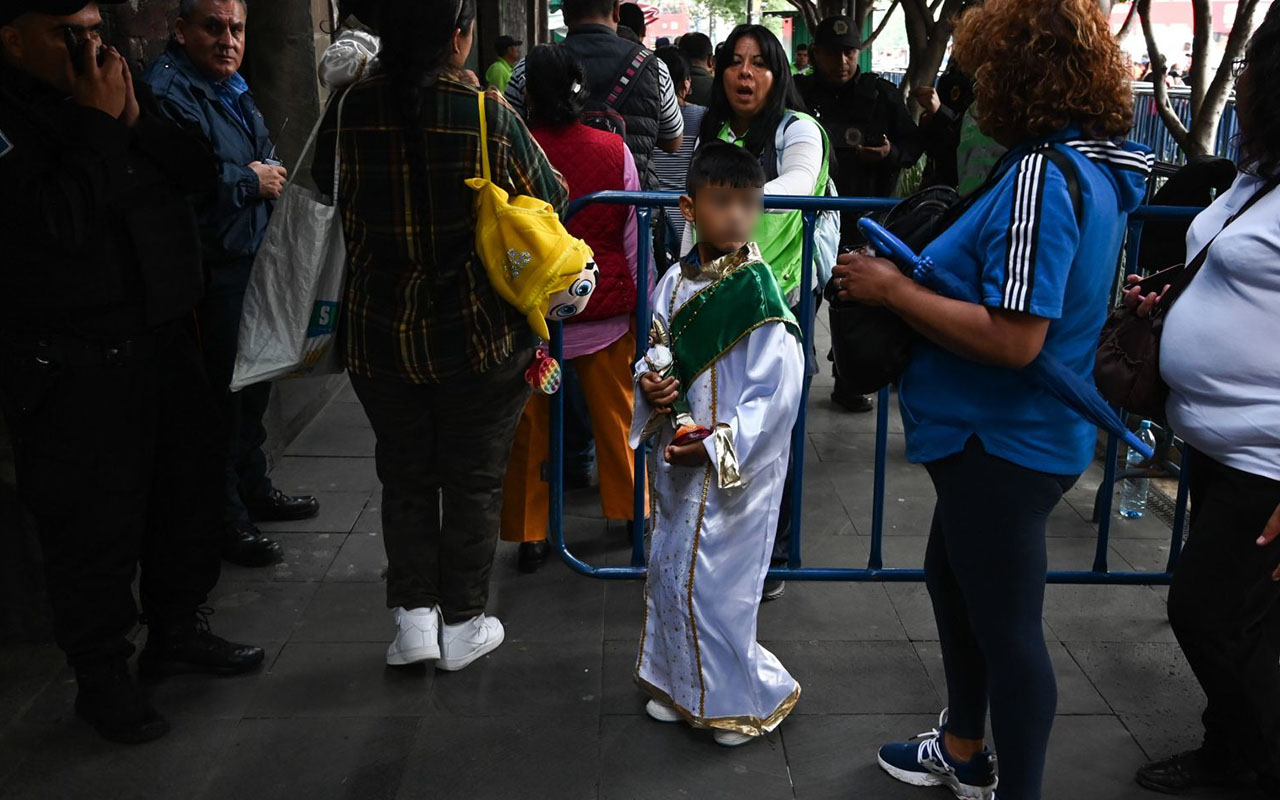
top-left (314, 75), bottom-right (568, 383)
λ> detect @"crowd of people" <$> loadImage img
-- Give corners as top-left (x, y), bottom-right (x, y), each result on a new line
top-left (0, 0), bottom-right (1278, 798)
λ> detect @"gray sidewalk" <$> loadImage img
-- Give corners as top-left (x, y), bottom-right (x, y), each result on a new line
top-left (0, 326), bottom-right (1258, 800)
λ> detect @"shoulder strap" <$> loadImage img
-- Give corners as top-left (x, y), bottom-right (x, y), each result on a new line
top-left (476, 90), bottom-right (490, 182)
top-left (1043, 146), bottom-right (1083, 226)
top-left (603, 47), bottom-right (655, 112)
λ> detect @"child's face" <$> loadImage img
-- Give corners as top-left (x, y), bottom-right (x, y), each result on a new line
top-left (679, 185), bottom-right (764, 256)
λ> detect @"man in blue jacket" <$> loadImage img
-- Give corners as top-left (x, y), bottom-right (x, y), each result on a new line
top-left (145, 0), bottom-right (318, 567)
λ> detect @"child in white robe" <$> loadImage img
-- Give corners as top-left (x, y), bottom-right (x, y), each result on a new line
top-left (630, 142), bottom-right (805, 747)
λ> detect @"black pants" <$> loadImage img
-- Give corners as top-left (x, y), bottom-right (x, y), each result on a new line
top-left (1170, 448), bottom-right (1280, 779)
top-left (924, 437), bottom-right (1076, 800)
top-left (0, 323), bottom-right (224, 667)
top-left (350, 349), bottom-right (532, 625)
top-left (199, 259), bottom-right (273, 525)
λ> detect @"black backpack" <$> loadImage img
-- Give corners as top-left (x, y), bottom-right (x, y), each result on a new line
top-left (826, 147), bottom-right (1082, 395)
top-left (581, 47), bottom-right (655, 141)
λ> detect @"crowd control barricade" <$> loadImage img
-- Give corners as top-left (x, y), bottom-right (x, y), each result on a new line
top-left (551, 191), bottom-right (1201, 585)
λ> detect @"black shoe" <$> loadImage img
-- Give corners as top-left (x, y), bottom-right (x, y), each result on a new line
top-left (832, 391), bottom-right (874, 413)
top-left (74, 660), bottom-right (170, 744)
top-left (245, 488), bottom-right (320, 522)
top-left (518, 540), bottom-right (551, 573)
top-left (138, 608), bottom-right (265, 682)
top-left (1135, 749), bottom-right (1254, 794)
top-left (222, 521), bottom-right (283, 567)
top-left (762, 580), bottom-right (786, 601)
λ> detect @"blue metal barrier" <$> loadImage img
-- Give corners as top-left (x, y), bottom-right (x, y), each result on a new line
top-left (552, 191), bottom-right (1201, 586)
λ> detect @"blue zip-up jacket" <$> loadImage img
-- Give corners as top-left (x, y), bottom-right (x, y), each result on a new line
top-left (143, 42), bottom-right (275, 266)
top-left (900, 128), bottom-right (1154, 475)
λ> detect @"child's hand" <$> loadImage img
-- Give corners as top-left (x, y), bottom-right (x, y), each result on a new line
top-left (640, 372), bottom-right (679, 414)
top-left (664, 440), bottom-right (710, 467)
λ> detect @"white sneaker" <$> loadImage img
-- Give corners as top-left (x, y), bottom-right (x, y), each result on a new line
top-left (386, 606), bottom-right (441, 666)
top-left (713, 729), bottom-right (758, 748)
top-left (645, 699), bottom-right (683, 723)
top-left (436, 614), bottom-right (505, 672)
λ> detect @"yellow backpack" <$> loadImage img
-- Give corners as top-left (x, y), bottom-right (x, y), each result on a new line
top-left (464, 90), bottom-right (593, 340)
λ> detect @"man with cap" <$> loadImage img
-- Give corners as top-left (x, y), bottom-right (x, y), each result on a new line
top-left (796, 15), bottom-right (923, 413)
top-left (485, 34), bottom-right (521, 93)
top-left (0, 0), bottom-right (264, 744)
top-left (145, 0), bottom-right (319, 570)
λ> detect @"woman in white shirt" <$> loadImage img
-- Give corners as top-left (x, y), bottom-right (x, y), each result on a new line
top-left (1126, 8), bottom-right (1280, 795)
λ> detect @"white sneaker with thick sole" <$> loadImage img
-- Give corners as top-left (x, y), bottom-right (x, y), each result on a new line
top-left (436, 614), bottom-right (505, 672)
top-left (713, 730), bottom-right (758, 748)
top-left (386, 606), bottom-right (441, 666)
top-left (645, 699), bottom-right (683, 723)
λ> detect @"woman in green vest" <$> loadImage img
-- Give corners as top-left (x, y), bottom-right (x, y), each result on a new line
top-left (680, 24), bottom-right (832, 304)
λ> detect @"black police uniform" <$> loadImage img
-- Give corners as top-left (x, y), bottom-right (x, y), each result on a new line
top-left (796, 70), bottom-right (924, 246)
top-left (0, 61), bottom-right (226, 670)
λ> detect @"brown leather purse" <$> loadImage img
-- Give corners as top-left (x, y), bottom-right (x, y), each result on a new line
top-left (1094, 178), bottom-right (1278, 420)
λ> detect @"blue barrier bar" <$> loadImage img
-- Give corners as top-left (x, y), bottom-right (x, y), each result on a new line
top-left (553, 192), bottom-right (1202, 586)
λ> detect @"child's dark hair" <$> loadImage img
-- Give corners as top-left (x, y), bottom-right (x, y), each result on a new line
top-left (524, 44), bottom-right (590, 127)
top-left (686, 141), bottom-right (766, 196)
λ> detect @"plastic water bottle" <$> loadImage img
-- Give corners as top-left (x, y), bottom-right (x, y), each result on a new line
top-left (1119, 421), bottom-right (1157, 519)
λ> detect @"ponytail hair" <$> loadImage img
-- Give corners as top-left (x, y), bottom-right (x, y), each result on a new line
top-left (524, 44), bottom-right (590, 127)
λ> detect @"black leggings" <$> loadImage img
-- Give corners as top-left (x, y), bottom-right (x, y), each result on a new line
top-left (924, 437), bottom-right (1076, 800)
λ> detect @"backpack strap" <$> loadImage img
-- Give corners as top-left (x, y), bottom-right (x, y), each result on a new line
top-left (603, 47), bottom-right (655, 112)
top-left (1043, 146), bottom-right (1083, 227)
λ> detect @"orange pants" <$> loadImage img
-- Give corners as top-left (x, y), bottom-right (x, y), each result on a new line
top-left (500, 330), bottom-right (643, 543)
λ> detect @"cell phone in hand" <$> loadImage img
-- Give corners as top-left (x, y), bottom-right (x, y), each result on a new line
top-left (64, 27), bottom-right (105, 75)
top-left (1129, 265), bottom-right (1182, 295)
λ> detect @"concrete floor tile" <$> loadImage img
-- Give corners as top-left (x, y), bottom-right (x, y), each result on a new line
top-left (202, 717), bottom-right (419, 800)
top-left (0, 643), bottom-right (62, 734)
top-left (1110, 537), bottom-right (1181, 575)
top-left (221, 532), bottom-right (346, 582)
top-left (352, 489), bottom-right (383, 533)
top-left (1044, 715), bottom-right (1167, 800)
top-left (1063, 641), bottom-right (1203, 761)
top-left (292, 581), bottom-right (390, 643)
top-left (785, 713), bottom-right (937, 800)
top-left (1043, 585), bottom-right (1175, 643)
top-left (599, 714), bottom-right (792, 800)
top-left (601, 640), bottom-right (643, 715)
top-left (325, 530), bottom-right (387, 582)
top-left (269, 456), bottom-right (380, 494)
top-left (255, 490), bottom-right (373, 533)
top-left (429, 641), bottom-right (602, 717)
top-left (285, 400), bottom-right (376, 458)
top-left (757, 581), bottom-right (907, 642)
top-left (767, 641), bottom-right (940, 715)
top-left (603, 580), bottom-right (646, 643)
top-left (486, 564), bottom-right (604, 643)
top-left (884, 583), bottom-right (1060, 644)
top-left (205, 581), bottom-right (320, 643)
top-left (398, 715), bottom-right (599, 800)
top-left (140, 641), bottom-right (285, 720)
top-left (0, 717), bottom-right (235, 800)
top-left (246, 641), bottom-right (435, 718)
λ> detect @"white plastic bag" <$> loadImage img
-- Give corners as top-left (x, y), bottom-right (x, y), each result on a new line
top-left (230, 88), bottom-right (351, 391)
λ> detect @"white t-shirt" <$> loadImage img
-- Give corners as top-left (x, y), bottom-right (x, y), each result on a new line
top-left (1162, 172), bottom-right (1280, 480)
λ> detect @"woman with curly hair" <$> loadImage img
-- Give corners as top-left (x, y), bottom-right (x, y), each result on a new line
top-left (831, 0), bottom-right (1153, 797)
top-left (1127, 5), bottom-right (1280, 796)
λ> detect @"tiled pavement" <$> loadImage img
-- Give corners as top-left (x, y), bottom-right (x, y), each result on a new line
top-left (0, 325), bottom-right (1263, 800)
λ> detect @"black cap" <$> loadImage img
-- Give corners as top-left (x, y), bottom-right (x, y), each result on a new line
top-left (813, 16), bottom-right (862, 51)
top-left (1, 0), bottom-right (123, 27)
top-left (494, 34), bottom-right (522, 55)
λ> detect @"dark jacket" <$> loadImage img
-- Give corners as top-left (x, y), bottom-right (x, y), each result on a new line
top-left (143, 42), bottom-right (276, 266)
top-left (561, 24), bottom-right (663, 186)
top-left (0, 63), bottom-right (215, 337)
top-left (796, 70), bottom-right (924, 199)
top-left (688, 64), bottom-right (714, 108)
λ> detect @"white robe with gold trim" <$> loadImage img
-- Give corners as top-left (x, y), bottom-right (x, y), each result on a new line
top-left (629, 257), bottom-right (805, 735)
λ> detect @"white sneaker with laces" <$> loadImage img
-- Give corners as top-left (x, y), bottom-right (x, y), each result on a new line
top-left (645, 699), bottom-right (683, 723)
top-left (386, 606), bottom-right (440, 666)
top-left (713, 729), bottom-right (758, 748)
top-left (436, 614), bottom-right (505, 671)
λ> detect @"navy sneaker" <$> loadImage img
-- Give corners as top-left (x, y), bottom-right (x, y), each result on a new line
top-left (877, 711), bottom-right (998, 800)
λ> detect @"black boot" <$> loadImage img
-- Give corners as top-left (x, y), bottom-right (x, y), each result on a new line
top-left (74, 660), bottom-right (170, 744)
top-left (245, 488), bottom-right (320, 522)
top-left (222, 520), bottom-right (283, 567)
top-left (1135, 749), bottom-right (1255, 794)
top-left (138, 608), bottom-right (265, 682)
top-left (518, 540), bottom-right (551, 573)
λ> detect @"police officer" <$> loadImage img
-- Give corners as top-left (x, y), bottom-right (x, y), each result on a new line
top-left (144, 0), bottom-right (319, 569)
top-left (0, 0), bottom-right (263, 744)
top-left (796, 15), bottom-right (924, 413)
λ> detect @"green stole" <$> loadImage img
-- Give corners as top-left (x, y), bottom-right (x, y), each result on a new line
top-left (714, 111), bottom-right (831, 297)
top-left (669, 248), bottom-right (802, 393)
